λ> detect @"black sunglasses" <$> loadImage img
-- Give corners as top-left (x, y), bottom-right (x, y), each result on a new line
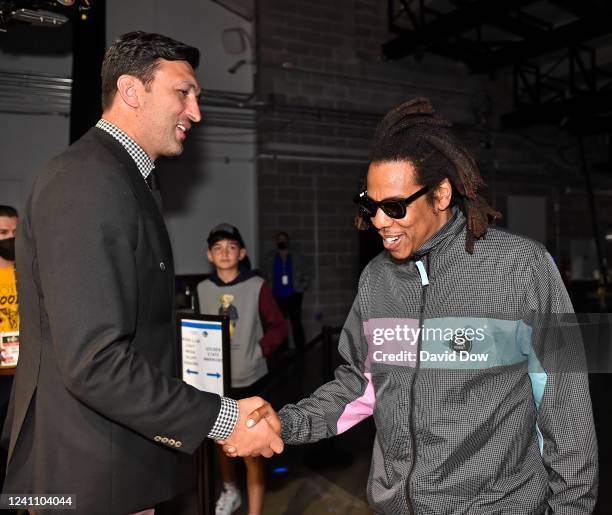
top-left (353, 185), bottom-right (430, 219)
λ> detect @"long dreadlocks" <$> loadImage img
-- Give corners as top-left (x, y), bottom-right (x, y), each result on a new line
top-left (363, 97), bottom-right (501, 254)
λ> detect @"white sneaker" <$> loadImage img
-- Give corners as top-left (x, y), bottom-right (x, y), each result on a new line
top-left (215, 487), bottom-right (242, 515)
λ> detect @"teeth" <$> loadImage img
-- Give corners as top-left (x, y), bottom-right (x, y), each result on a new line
top-left (177, 123), bottom-right (186, 132)
top-left (385, 236), bottom-right (400, 243)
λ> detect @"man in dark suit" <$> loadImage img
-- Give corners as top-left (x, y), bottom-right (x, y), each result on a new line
top-left (2, 32), bottom-right (282, 515)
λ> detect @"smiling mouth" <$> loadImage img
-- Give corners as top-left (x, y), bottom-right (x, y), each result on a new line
top-left (384, 235), bottom-right (400, 243)
top-left (380, 233), bottom-right (404, 250)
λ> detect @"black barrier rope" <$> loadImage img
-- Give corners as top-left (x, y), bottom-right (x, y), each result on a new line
top-left (264, 325), bottom-right (342, 402)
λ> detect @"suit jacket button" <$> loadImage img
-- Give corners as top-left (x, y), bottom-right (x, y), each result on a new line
top-left (160, 262), bottom-right (166, 271)
top-left (169, 439), bottom-right (176, 446)
top-left (175, 441), bottom-right (182, 448)
top-left (161, 437), bottom-right (169, 444)
top-left (154, 436), bottom-right (162, 442)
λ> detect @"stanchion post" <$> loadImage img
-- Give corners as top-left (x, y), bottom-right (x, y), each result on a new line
top-left (199, 440), bottom-right (215, 515)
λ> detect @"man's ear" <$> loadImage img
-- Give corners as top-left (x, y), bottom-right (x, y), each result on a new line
top-left (207, 249), bottom-right (214, 263)
top-left (239, 248), bottom-right (247, 261)
top-left (435, 178), bottom-right (452, 211)
top-left (116, 75), bottom-right (142, 108)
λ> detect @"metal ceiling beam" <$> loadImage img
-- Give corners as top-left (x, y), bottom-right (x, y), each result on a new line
top-left (383, 0), bottom-right (537, 60)
top-left (471, 17), bottom-right (612, 72)
top-left (428, 37), bottom-right (489, 69)
top-left (485, 13), bottom-right (548, 41)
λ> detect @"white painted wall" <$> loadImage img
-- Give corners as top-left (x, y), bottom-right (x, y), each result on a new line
top-left (107, 0), bottom-right (257, 273)
top-left (159, 124), bottom-right (257, 274)
top-left (106, 0), bottom-right (254, 94)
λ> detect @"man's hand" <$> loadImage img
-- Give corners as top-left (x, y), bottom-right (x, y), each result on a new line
top-left (246, 399), bottom-right (281, 433)
top-left (219, 397), bottom-right (283, 458)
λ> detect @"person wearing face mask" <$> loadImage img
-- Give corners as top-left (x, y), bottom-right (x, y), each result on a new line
top-left (0, 205), bottom-right (18, 337)
top-left (0, 204), bottom-right (17, 515)
top-left (264, 231), bottom-right (310, 350)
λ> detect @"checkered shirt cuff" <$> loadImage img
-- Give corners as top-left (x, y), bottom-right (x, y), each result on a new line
top-left (207, 397), bottom-right (239, 440)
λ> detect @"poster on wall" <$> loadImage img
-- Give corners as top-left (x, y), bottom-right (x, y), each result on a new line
top-left (177, 314), bottom-right (230, 397)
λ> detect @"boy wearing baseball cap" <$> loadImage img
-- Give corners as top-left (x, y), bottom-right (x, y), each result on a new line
top-left (197, 223), bottom-right (287, 515)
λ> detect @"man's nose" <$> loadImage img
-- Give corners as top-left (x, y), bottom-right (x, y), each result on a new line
top-left (187, 98), bottom-right (202, 123)
top-left (371, 207), bottom-right (393, 230)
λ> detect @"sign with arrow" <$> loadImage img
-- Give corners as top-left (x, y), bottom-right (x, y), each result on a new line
top-left (178, 313), bottom-right (230, 396)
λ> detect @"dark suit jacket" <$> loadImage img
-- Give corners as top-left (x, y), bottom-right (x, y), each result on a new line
top-left (2, 128), bottom-right (221, 514)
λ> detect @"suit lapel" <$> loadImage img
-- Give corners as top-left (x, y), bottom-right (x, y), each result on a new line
top-left (90, 129), bottom-right (175, 297)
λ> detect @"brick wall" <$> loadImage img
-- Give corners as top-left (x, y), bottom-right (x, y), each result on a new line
top-left (255, 0), bottom-right (612, 338)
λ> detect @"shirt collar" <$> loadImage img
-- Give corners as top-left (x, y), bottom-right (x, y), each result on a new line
top-left (95, 119), bottom-right (155, 180)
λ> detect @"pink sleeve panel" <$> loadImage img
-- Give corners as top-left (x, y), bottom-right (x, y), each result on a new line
top-left (336, 372), bottom-right (375, 434)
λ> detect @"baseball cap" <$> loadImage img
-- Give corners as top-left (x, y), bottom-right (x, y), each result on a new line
top-left (207, 223), bottom-right (245, 248)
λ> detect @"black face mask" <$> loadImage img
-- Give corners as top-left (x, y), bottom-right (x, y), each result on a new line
top-left (0, 237), bottom-right (15, 261)
top-left (277, 241), bottom-right (288, 250)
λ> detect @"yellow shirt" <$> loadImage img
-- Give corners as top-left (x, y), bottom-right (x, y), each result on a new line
top-left (0, 266), bottom-right (18, 333)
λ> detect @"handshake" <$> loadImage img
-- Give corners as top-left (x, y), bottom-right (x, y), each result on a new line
top-left (217, 396), bottom-right (283, 458)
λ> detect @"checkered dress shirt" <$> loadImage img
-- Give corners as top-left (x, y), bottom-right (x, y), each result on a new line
top-left (95, 119), bottom-right (154, 183)
top-left (95, 119), bottom-right (239, 441)
top-left (207, 397), bottom-right (239, 440)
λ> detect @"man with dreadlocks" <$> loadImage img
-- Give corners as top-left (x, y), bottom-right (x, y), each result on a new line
top-left (227, 98), bottom-right (598, 514)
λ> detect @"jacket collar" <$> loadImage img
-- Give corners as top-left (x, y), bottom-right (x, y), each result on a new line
top-left (408, 206), bottom-right (466, 260)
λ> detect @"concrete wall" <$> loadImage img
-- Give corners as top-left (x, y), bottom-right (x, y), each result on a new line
top-left (0, 24), bottom-right (72, 210)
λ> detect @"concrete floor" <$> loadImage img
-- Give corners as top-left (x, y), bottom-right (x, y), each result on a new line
top-left (226, 419), bottom-right (376, 515)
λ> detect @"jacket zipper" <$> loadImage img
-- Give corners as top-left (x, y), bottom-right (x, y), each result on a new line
top-left (406, 255), bottom-right (430, 515)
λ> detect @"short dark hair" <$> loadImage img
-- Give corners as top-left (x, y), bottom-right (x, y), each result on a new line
top-left (207, 223), bottom-right (245, 249)
top-left (101, 31), bottom-right (200, 110)
top-left (0, 205), bottom-right (18, 218)
top-left (367, 97), bottom-right (501, 254)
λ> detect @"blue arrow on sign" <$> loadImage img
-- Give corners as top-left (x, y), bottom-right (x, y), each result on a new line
top-left (186, 369), bottom-right (199, 375)
top-left (206, 372), bottom-right (221, 379)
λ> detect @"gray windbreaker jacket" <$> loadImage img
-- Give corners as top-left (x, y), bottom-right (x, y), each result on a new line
top-left (279, 209), bottom-right (597, 514)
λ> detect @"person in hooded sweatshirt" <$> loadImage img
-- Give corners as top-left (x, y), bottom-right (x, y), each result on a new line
top-left (198, 223), bottom-right (287, 515)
